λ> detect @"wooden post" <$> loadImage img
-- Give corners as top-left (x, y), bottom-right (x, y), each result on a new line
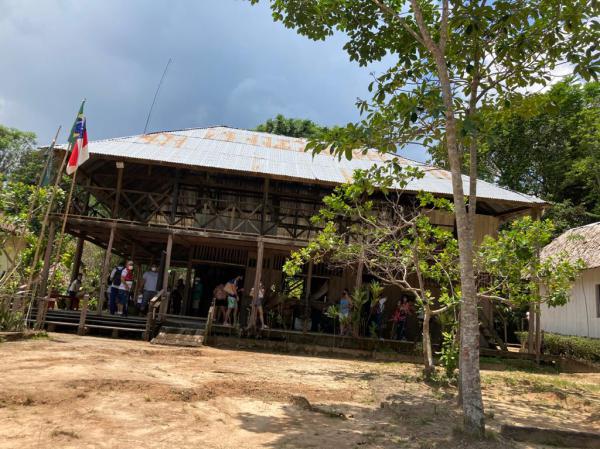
top-left (260, 177), bottom-right (269, 234)
top-left (78, 294), bottom-right (89, 335)
top-left (159, 233), bottom-right (173, 318)
top-left (249, 238), bottom-right (265, 329)
top-left (97, 224), bottom-right (116, 315)
top-left (170, 169), bottom-right (181, 225)
top-left (113, 162), bottom-right (124, 217)
top-left (303, 260), bottom-right (313, 333)
top-left (71, 237), bottom-right (85, 282)
top-left (183, 247), bottom-right (193, 315)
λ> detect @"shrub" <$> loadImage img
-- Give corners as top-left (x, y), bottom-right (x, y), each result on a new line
top-left (517, 331), bottom-right (600, 363)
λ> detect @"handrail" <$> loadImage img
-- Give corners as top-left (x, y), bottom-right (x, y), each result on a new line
top-left (144, 289), bottom-right (164, 341)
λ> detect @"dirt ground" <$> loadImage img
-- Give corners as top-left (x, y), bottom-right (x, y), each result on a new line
top-left (0, 334), bottom-right (598, 449)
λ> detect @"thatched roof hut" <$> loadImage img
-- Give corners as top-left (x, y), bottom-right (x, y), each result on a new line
top-left (540, 222), bottom-right (600, 339)
top-left (541, 222), bottom-right (600, 269)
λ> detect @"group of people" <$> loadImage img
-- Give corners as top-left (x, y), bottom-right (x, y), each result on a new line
top-left (66, 262), bottom-right (415, 340)
top-left (211, 275), bottom-right (268, 329)
top-left (338, 289), bottom-right (414, 340)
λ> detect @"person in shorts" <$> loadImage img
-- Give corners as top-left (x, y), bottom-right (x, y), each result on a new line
top-left (249, 281), bottom-right (267, 329)
top-left (213, 283), bottom-right (227, 324)
top-left (223, 275), bottom-right (243, 326)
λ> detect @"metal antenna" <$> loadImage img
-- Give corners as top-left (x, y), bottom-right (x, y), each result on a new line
top-left (144, 58), bottom-right (172, 134)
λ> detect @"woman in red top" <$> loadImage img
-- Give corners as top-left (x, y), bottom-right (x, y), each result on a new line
top-left (391, 295), bottom-right (412, 340)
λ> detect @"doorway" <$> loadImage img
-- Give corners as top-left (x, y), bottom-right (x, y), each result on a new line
top-left (192, 264), bottom-right (246, 318)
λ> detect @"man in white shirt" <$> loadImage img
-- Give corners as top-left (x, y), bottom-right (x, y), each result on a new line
top-left (139, 264), bottom-right (159, 314)
top-left (109, 261), bottom-right (129, 315)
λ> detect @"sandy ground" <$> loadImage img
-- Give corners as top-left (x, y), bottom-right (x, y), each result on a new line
top-left (0, 334), bottom-right (598, 449)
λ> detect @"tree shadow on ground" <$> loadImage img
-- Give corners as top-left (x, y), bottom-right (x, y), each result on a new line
top-left (235, 391), bottom-right (515, 449)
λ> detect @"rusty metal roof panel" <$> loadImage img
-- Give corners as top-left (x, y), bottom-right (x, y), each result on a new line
top-left (60, 126), bottom-right (544, 205)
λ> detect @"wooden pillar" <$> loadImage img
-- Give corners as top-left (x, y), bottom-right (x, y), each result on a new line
top-left (78, 294), bottom-right (89, 335)
top-left (183, 247), bottom-right (193, 315)
top-left (38, 221), bottom-right (57, 300)
top-left (159, 233), bottom-right (173, 317)
top-left (113, 162), bottom-right (124, 217)
top-left (170, 169), bottom-right (181, 225)
top-left (97, 224), bottom-right (116, 315)
top-left (303, 260), bottom-right (313, 333)
top-left (70, 237), bottom-right (85, 282)
top-left (260, 177), bottom-right (269, 234)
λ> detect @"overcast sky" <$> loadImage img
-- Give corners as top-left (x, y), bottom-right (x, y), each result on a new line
top-left (0, 0), bottom-right (428, 162)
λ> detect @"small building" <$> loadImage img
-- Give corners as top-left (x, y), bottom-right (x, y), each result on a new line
top-left (541, 222), bottom-right (600, 339)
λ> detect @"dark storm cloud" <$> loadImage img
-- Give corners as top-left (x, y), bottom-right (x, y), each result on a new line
top-left (0, 0), bottom-right (427, 161)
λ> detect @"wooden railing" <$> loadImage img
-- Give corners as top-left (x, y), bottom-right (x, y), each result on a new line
top-left (144, 289), bottom-right (164, 341)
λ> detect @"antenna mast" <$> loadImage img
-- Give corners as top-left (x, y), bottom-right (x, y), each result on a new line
top-left (144, 58), bottom-right (172, 134)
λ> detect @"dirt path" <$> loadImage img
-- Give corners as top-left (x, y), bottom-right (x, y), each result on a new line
top-left (0, 334), bottom-right (598, 448)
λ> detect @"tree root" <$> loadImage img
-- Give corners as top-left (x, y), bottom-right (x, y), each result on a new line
top-left (290, 395), bottom-right (348, 419)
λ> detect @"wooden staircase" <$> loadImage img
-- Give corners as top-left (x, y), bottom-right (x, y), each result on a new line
top-left (150, 314), bottom-right (207, 347)
top-left (29, 308), bottom-right (149, 339)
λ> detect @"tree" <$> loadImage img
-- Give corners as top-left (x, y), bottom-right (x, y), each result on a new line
top-left (251, 0), bottom-right (598, 435)
top-left (0, 125), bottom-right (36, 177)
top-left (255, 114), bottom-right (326, 138)
top-left (477, 217), bottom-right (585, 359)
top-left (284, 162), bottom-right (460, 375)
top-left (430, 80), bottom-right (600, 234)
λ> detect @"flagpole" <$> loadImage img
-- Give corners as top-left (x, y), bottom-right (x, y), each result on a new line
top-left (45, 169), bottom-right (78, 296)
top-left (24, 145), bottom-right (69, 325)
top-left (24, 129), bottom-right (68, 297)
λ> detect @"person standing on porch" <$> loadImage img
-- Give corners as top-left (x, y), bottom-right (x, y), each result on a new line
top-left (123, 260), bottom-right (134, 316)
top-left (392, 295), bottom-right (412, 341)
top-left (339, 289), bottom-right (352, 335)
top-left (67, 273), bottom-right (83, 310)
top-left (213, 283), bottom-right (227, 324)
top-left (109, 261), bottom-right (129, 315)
top-left (191, 276), bottom-right (203, 317)
top-left (249, 280), bottom-right (267, 330)
top-left (223, 275), bottom-right (243, 326)
top-left (139, 264), bottom-right (158, 314)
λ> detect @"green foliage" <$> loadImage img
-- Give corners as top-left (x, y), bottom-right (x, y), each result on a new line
top-left (478, 217), bottom-right (585, 307)
top-left (0, 302), bottom-right (24, 332)
top-left (251, 0), bottom-right (599, 163)
top-left (438, 330), bottom-right (459, 380)
top-left (0, 124), bottom-right (36, 176)
top-left (431, 80), bottom-right (600, 233)
top-left (255, 114), bottom-right (327, 138)
top-left (518, 331), bottom-right (600, 363)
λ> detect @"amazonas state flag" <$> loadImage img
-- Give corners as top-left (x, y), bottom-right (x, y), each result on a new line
top-left (66, 101), bottom-right (89, 175)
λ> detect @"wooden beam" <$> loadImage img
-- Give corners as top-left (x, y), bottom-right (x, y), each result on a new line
top-left (97, 224), bottom-right (116, 315)
top-left (70, 237), bottom-right (85, 283)
top-left (159, 233), bottom-right (173, 318)
top-left (183, 247), bottom-right (193, 314)
top-left (112, 162), bottom-right (124, 217)
top-left (303, 260), bottom-right (313, 333)
top-left (38, 221), bottom-right (57, 300)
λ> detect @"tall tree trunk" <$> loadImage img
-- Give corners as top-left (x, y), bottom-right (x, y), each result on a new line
top-left (409, 0), bottom-right (485, 435)
top-left (422, 308), bottom-right (434, 377)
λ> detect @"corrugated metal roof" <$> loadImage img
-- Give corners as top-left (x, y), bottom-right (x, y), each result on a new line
top-left (60, 126), bottom-right (544, 206)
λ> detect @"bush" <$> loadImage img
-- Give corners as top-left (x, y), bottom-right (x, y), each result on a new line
top-left (516, 331), bottom-right (600, 363)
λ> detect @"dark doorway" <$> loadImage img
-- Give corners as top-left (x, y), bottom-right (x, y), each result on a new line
top-left (192, 264), bottom-right (246, 317)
